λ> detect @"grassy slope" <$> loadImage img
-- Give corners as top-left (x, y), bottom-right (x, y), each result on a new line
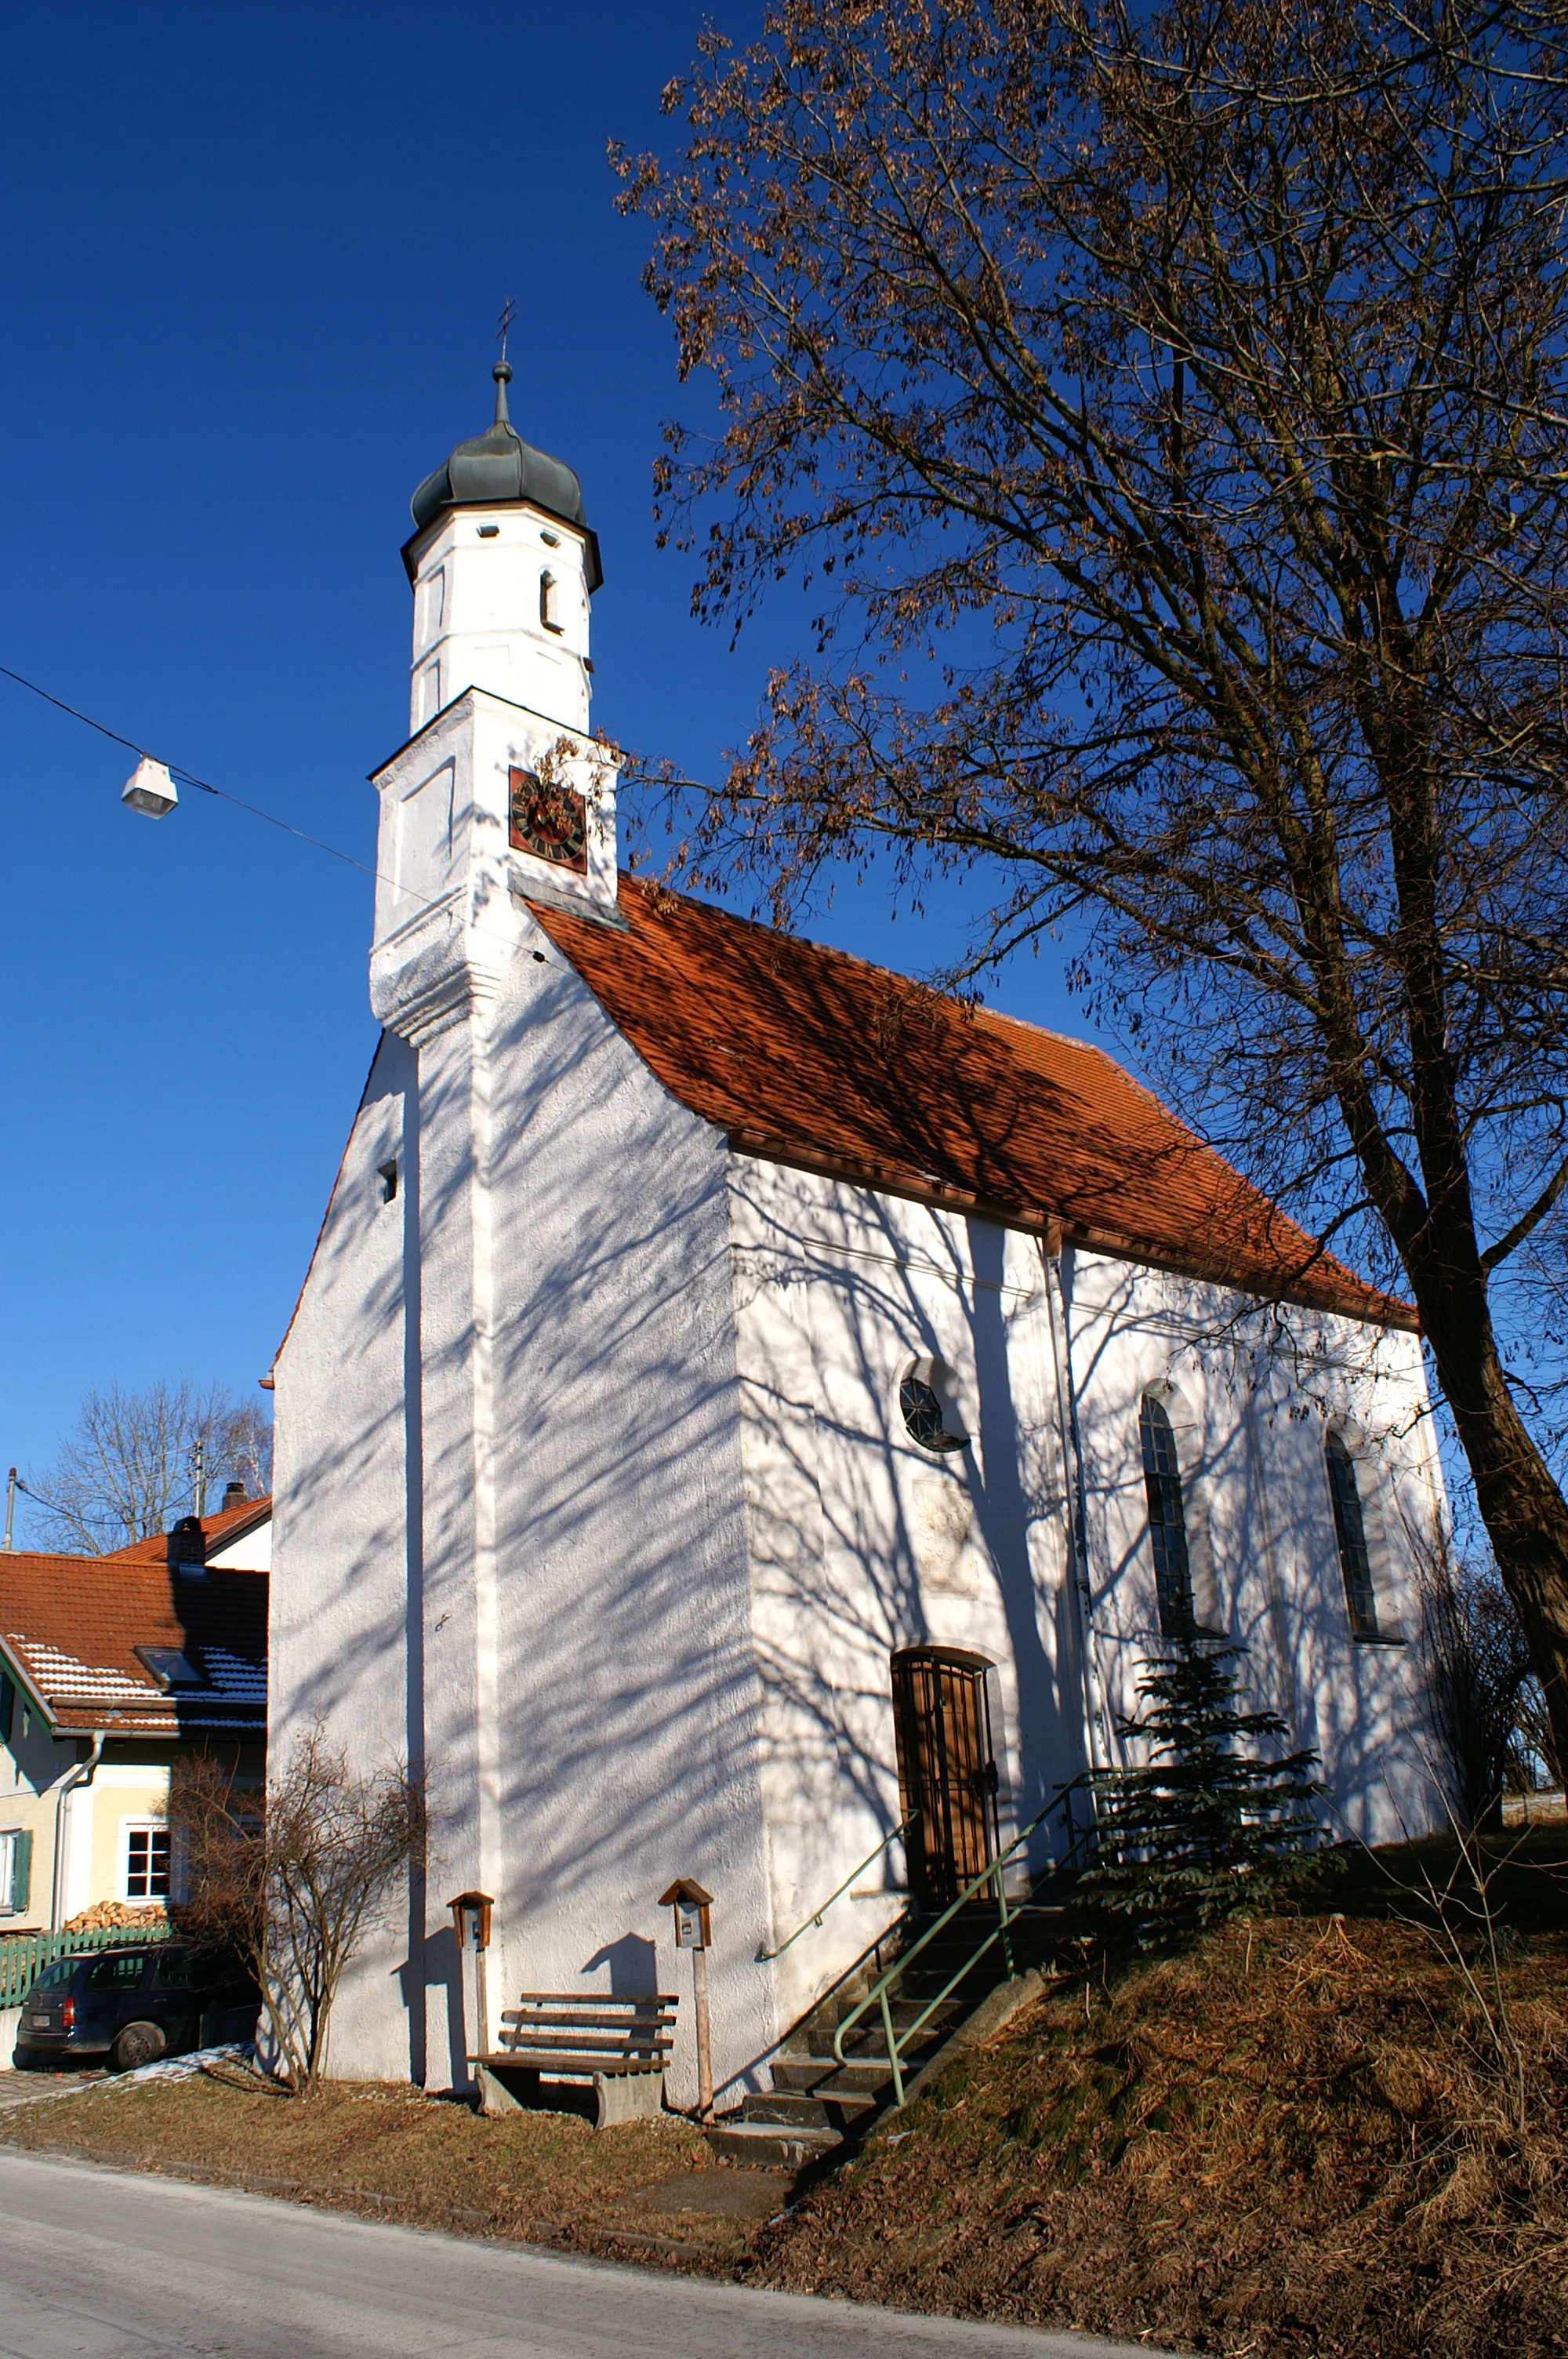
top-left (746, 1832), bottom-right (1568, 2357)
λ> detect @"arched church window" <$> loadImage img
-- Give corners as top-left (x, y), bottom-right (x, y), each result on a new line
top-left (1325, 1431), bottom-right (1378, 1639)
top-left (1140, 1394), bottom-right (1195, 1637)
top-left (539, 570), bottom-right (562, 634)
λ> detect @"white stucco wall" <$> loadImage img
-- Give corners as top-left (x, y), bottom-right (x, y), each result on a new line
top-left (725, 1170), bottom-right (1445, 2029)
top-left (406, 500), bottom-right (593, 738)
top-left (271, 1029), bottom-right (416, 2079)
top-left (727, 1162), bottom-right (1082, 2030)
top-left (1061, 1248), bottom-right (1440, 1845)
top-left (474, 924), bottom-right (775, 2110)
top-left (274, 901), bottom-right (776, 2104)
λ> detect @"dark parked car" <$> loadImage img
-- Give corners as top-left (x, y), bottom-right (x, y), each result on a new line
top-left (13, 1943), bottom-right (259, 2072)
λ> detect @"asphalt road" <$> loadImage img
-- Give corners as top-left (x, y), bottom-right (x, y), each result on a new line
top-left (0, 2150), bottom-right (1167, 2359)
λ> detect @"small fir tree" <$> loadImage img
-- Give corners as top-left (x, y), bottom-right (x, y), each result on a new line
top-left (1080, 1637), bottom-right (1323, 1946)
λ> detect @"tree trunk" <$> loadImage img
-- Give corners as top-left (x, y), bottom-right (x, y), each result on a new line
top-left (1417, 1286), bottom-right (1568, 1783)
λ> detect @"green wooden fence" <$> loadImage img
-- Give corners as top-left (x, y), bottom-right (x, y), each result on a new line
top-left (0, 1923), bottom-right (169, 2009)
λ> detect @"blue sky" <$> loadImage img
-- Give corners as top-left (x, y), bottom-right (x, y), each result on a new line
top-left (0, 2), bottom-right (1092, 1527)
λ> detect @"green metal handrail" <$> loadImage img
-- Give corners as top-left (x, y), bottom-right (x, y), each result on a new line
top-left (833, 1772), bottom-right (1093, 2106)
top-left (757, 1812), bottom-right (919, 1961)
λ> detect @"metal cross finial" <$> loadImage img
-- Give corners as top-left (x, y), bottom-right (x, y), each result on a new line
top-left (496, 296), bottom-right (517, 365)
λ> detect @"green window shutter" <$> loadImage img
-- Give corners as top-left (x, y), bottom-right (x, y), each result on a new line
top-left (10, 1827), bottom-right (31, 1916)
top-left (0, 1671), bottom-right (13, 1747)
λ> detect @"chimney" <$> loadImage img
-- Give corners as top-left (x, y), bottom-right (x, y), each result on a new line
top-left (166, 1515), bottom-right (208, 1577)
top-left (221, 1481), bottom-right (247, 1512)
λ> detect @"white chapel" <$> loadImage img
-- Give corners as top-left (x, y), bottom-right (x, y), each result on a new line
top-left (269, 364), bottom-right (1444, 2110)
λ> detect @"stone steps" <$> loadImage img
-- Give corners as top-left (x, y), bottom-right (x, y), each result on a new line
top-left (703, 2117), bottom-right (843, 2169)
top-left (740, 2088), bottom-right (878, 2128)
top-left (770, 2053), bottom-right (904, 2095)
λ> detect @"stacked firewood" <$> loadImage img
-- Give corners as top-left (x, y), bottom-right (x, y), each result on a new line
top-left (60, 1902), bottom-right (169, 1935)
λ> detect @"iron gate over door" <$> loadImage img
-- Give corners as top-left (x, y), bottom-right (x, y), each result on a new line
top-left (890, 1646), bottom-right (1000, 1912)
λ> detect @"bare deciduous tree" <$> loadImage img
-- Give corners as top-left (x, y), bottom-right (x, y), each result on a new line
top-left (25, 1380), bottom-right (273, 1554)
top-left (172, 1728), bottom-right (426, 2096)
top-left (615, 0), bottom-right (1568, 1763)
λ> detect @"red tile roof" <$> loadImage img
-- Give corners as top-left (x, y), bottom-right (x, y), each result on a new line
top-left (529, 878), bottom-right (1413, 1329)
top-left (107, 1495), bottom-right (270, 1566)
top-left (0, 1551), bottom-right (267, 1737)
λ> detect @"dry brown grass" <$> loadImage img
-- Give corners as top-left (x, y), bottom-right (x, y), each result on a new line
top-left (748, 1889), bottom-right (1568, 2355)
top-left (0, 2071), bottom-right (771, 2266)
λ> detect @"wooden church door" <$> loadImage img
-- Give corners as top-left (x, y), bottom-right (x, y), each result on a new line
top-left (891, 1647), bottom-right (1000, 1913)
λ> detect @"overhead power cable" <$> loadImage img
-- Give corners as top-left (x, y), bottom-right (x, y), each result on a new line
top-left (0, 657), bottom-right (701, 939)
top-left (0, 660), bottom-right (387, 886)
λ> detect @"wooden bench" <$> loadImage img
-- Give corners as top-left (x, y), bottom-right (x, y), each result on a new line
top-left (470, 1990), bottom-right (679, 2128)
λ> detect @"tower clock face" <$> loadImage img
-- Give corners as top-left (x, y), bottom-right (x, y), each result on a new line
top-left (509, 767), bottom-right (588, 873)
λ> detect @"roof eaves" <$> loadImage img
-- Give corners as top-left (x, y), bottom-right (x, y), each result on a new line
top-left (47, 1697), bottom-right (265, 1733)
top-left (105, 1495), bottom-right (273, 1565)
top-left (0, 1633), bottom-right (61, 1735)
top-left (724, 1131), bottom-right (1417, 1333)
top-left (203, 1497), bottom-right (274, 1553)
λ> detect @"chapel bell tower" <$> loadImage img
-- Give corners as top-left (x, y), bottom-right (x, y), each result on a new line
top-left (369, 358), bottom-right (619, 1026)
top-left (401, 359), bottom-right (603, 738)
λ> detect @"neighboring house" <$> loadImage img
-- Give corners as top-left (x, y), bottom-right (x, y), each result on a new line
top-left (0, 1497), bottom-right (269, 1931)
top-left (110, 1490), bottom-right (272, 1576)
top-left (270, 369), bottom-right (1446, 2109)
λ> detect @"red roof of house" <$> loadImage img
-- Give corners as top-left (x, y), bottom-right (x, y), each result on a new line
top-left (529, 878), bottom-right (1412, 1329)
top-left (0, 1550), bottom-right (267, 1738)
top-left (107, 1494), bottom-right (270, 1567)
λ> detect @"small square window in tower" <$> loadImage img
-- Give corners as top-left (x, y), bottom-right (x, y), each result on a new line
top-left (509, 767), bottom-right (587, 874)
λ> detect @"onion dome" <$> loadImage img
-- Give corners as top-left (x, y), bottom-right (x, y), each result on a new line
top-left (405, 363), bottom-right (602, 590)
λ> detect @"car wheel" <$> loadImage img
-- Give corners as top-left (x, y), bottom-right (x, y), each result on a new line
top-left (11, 2046), bottom-right (45, 2073)
top-left (111, 2021), bottom-right (166, 2074)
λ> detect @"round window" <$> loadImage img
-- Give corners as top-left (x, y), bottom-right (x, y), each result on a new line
top-left (899, 1361), bottom-right (967, 1453)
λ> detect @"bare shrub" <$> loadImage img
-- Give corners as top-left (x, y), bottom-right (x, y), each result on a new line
top-left (172, 1727), bottom-right (426, 2096)
top-left (1515, 1676), bottom-right (1566, 1801)
top-left (1415, 1534), bottom-right (1537, 1832)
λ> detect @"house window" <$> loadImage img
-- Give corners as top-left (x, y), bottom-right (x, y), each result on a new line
top-left (1326, 1432), bottom-right (1378, 1639)
top-left (539, 570), bottom-right (562, 633)
top-left (123, 1823), bottom-right (171, 1903)
top-left (0, 1827), bottom-right (30, 1918)
top-left (1140, 1394), bottom-right (1195, 1637)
